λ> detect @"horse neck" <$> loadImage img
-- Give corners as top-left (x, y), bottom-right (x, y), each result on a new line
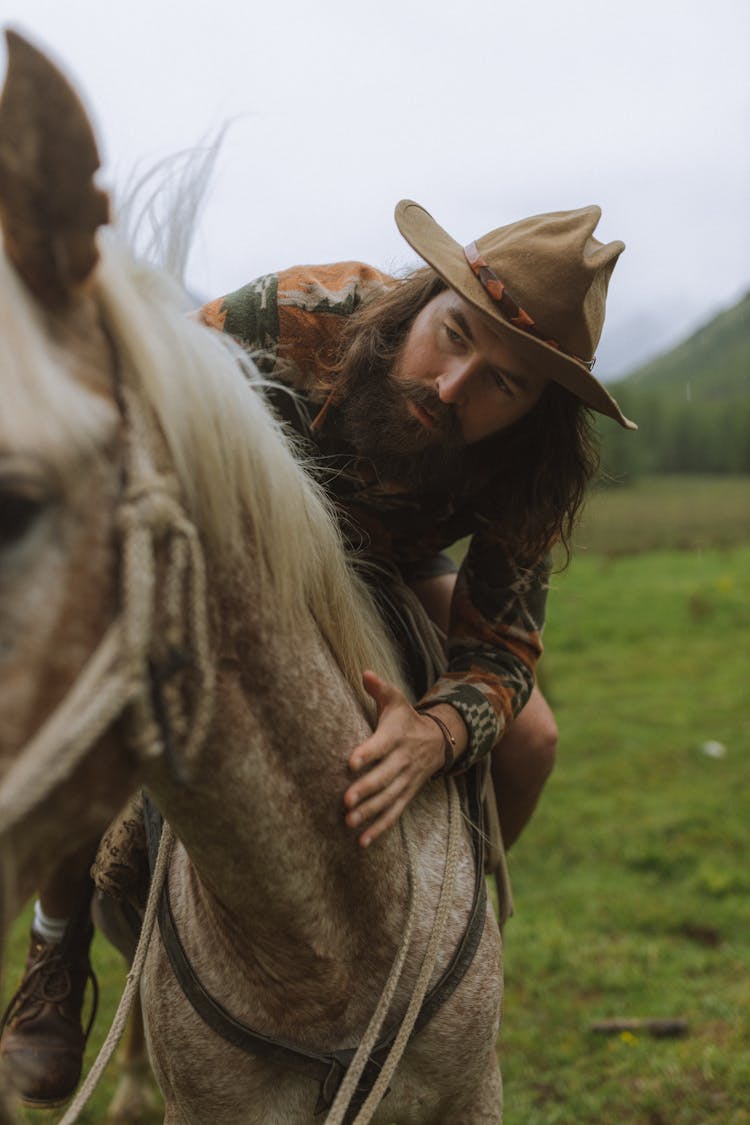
top-left (141, 559), bottom-right (408, 971)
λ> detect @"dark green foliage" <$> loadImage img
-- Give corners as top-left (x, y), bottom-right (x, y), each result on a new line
top-left (598, 293), bottom-right (750, 479)
top-left (626, 293), bottom-right (750, 400)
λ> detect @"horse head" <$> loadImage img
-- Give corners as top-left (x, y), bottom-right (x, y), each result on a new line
top-left (0, 30), bottom-right (138, 910)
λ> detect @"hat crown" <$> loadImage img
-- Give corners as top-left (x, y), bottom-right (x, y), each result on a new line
top-left (394, 198), bottom-right (636, 429)
top-left (475, 206), bottom-right (623, 363)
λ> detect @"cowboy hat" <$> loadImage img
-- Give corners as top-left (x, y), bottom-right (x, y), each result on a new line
top-left (395, 200), bottom-right (636, 430)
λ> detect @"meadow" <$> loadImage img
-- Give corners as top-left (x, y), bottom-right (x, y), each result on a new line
top-left (502, 475), bottom-right (750, 1124)
top-left (3, 475), bottom-right (749, 1124)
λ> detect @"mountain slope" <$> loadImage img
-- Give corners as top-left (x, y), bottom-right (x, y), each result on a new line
top-left (598, 292), bottom-right (750, 476)
top-left (614, 291), bottom-right (750, 401)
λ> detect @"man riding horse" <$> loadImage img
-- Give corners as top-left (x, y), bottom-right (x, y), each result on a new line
top-left (0, 195), bottom-right (635, 1107)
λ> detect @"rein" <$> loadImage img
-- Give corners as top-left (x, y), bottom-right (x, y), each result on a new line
top-left (143, 768), bottom-right (488, 1124)
top-left (0, 382), bottom-right (216, 840)
top-left (0, 367), bottom-right (216, 1125)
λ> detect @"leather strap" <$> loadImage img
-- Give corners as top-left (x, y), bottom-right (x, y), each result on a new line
top-left (143, 770), bottom-right (487, 1120)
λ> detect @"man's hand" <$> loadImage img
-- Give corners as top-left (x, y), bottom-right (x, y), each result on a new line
top-left (344, 670), bottom-right (466, 847)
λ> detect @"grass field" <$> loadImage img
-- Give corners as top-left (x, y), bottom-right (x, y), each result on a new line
top-left (506, 557), bottom-right (750, 1116)
top-left (572, 474), bottom-right (750, 556)
top-left (3, 475), bottom-right (749, 1123)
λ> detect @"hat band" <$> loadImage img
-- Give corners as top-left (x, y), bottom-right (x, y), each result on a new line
top-left (463, 242), bottom-right (595, 370)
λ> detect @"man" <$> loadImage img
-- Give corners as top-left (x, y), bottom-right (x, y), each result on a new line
top-left (202, 198), bottom-right (634, 850)
top-left (0, 199), bottom-right (635, 1106)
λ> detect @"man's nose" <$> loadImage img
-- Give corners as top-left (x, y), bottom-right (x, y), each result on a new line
top-left (435, 358), bottom-right (478, 404)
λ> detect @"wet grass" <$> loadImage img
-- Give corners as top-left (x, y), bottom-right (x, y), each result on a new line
top-left (501, 477), bottom-right (750, 1124)
top-left (3, 475), bottom-right (749, 1123)
top-left (573, 474), bottom-right (750, 556)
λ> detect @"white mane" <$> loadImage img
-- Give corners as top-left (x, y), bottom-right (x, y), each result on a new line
top-left (92, 236), bottom-right (404, 711)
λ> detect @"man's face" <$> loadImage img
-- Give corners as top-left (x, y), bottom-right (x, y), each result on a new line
top-left (341, 288), bottom-right (548, 490)
top-left (392, 290), bottom-right (548, 445)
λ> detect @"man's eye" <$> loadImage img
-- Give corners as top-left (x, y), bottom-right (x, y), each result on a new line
top-left (492, 372), bottom-right (512, 395)
top-left (445, 325), bottom-right (462, 345)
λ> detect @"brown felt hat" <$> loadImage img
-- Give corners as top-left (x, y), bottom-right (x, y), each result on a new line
top-left (395, 200), bottom-right (636, 430)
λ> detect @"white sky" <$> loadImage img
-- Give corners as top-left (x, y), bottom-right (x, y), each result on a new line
top-left (1, 0), bottom-right (749, 377)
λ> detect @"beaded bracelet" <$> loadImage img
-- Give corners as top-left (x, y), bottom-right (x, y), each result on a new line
top-left (417, 708), bottom-right (457, 778)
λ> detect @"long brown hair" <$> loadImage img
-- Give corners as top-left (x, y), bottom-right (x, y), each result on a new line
top-left (328, 267), bottom-right (599, 561)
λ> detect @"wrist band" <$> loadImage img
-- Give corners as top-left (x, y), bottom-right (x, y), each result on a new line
top-left (417, 709), bottom-right (457, 778)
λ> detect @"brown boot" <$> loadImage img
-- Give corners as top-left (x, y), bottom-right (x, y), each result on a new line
top-left (0, 919), bottom-right (98, 1108)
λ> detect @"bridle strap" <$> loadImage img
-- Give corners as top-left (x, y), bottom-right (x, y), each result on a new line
top-left (0, 624), bottom-right (129, 838)
top-left (144, 765), bottom-right (487, 1123)
top-left (0, 386), bottom-right (215, 839)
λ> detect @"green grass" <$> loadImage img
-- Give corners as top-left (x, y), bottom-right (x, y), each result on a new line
top-left (502, 477), bottom-right (750, 1124)
top-left (3, 475), bottom-right (749, 1123)
top-left (574, 475), bottom-right (750, 555)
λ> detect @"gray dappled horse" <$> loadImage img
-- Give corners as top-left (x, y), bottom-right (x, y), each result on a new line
top-left (0, 31), bottom-right (503, 1124)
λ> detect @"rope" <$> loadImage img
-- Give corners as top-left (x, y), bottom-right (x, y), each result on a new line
top-left (324, 777), bottom-right (463, 1125)
top-left (57, 823), bottom-right (175, 1125)
top-left (0, 387), bottom-right (215, 1120)
top-left (351, 778), bottom-right (463, 1123)
top-left (322, 819), bottom-right (419, 1125)
top-left (0, 624), bottom-right (130, 835)
top-left (0, 388), bottom-right (215, 835)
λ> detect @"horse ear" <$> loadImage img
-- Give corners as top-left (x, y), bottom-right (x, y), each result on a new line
top-left (0, 29), bottom-right (110, 307)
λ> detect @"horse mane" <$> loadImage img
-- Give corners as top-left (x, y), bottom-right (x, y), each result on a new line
top-left (92, 235), bottom-right (405, 713)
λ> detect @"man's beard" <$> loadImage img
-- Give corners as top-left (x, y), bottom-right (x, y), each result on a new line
top-left (340, 366), bottom-right (473, 493)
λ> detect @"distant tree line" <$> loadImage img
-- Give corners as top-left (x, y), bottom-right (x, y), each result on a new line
top-left (595, 385), bottom-right (750, 481)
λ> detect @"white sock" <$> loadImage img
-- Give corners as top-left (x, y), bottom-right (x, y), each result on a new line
top-left (32, 900), bottom-right (69, 945)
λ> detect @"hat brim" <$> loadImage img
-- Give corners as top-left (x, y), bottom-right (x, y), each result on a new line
top-left (395, 199), bottom-right (637, 430)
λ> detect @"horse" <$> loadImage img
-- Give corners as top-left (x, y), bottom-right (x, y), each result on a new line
top-left (0, 30), bottom-right (504, 1124)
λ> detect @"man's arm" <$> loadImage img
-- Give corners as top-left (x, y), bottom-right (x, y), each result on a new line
top-left (343, 535), bottom-right (550, 846)
top-left (420, 532), bottom-right (549, 769)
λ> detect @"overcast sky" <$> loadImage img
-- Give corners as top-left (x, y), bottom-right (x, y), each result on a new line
top-left (1, 0), bottom-right (748, 378)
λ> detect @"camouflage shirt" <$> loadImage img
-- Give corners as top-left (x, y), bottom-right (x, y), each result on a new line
top-left (201, 262), bottom-right (549, 769)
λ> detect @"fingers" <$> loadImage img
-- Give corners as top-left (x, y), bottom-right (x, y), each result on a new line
top-left (344, 671), bottom-right (439, 848)
top-left (345, 770), bottom-right (412, 847)
top-left (348, 672), bottom-right (407, 773)
top-left (344, 743), bottom-right (403, 814)
top-left (361, 668), bottom-right (404, 714)
top-left (344, 731), bottom-right (432, 849)
top-left (353, 787), bottom-right (413, 848)
top-left (346, 764), bottom-right (417, 847)
top-left (348, 729), bottom-right (383, 774)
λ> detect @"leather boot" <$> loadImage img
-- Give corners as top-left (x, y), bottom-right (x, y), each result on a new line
top-left (0, 913), bottom-right (98, 1108)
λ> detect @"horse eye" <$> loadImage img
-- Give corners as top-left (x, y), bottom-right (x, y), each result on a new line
top-left (0, 492), bottom-right (46, 548)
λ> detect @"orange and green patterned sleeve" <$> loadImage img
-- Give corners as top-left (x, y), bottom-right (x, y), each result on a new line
top-left (200, 262), bottom-right (394, 388)
top-left (420, 532), bottom-right (550, 769)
